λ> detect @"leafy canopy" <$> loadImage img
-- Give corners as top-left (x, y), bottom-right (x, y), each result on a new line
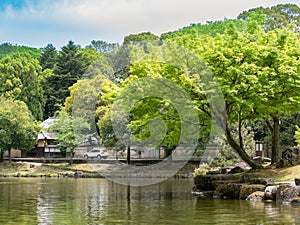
top-left (0, 96), bottom-right (39, 157)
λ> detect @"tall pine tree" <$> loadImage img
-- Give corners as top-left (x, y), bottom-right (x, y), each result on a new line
top-left (40, 43), bottom-right (57, 70)
top-left (44, 41), bottom-right (87, 117)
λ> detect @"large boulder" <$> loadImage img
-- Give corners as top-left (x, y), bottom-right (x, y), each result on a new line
top-left (276, 183), bottom-right (292, 201)
top-left (194, 174), bottom-right (239, 191)
top-left (264, 185), bottom-right (278, 200)
top-left (213, 183), bottom-right (243, 199)
top-left (240, 184), bottom-right (266, 199)
top-left (194, 175), bottom-right (216, 191)
top-left (276, 184), bottom-right (300, 203)
top-left (278, 147), bottom-right (300, 167)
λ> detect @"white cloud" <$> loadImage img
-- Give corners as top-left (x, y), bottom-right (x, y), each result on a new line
top-left (0, 0), bottom-right (299, 47)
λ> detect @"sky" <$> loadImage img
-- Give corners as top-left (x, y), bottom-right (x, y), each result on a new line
top-left (0, 0), bottom-right (299, 48)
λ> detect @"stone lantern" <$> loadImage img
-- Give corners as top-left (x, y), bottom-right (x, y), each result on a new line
top-left (255, 141), bottom-right (264, 157)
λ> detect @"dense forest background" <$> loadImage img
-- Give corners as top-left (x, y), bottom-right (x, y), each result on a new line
top-left (0, 4), bottom-right (300, 168)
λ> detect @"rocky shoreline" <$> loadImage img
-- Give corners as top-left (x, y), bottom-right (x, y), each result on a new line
top-left (192, 171), bottom-right (300, 205)
top-left (0, 171), bottom-right (105, 178)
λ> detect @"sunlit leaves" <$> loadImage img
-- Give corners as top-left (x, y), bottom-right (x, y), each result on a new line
top-left (0, 96), bottom-right (39, 156)
top-left (49, 110), bottom-right (90, 154)
top-left (0, 53), bottom-right (45, 120)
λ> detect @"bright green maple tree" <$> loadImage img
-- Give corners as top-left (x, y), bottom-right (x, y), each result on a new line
top-left (182, 23), bottom-right (300, 166)
top-left (122, 21), bottom-right (300, 168)
top-left (0, 96), bottom-right (39, 162)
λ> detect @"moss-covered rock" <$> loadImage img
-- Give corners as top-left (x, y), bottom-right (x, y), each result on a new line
top-left (239, 173), bottom-right (274, 185)
top-left (240, 184), bottom-right (266, 199)
top-left (213, 183), bottom-right (242, 199)
top-left (194, 174), bottom-right (239, 191)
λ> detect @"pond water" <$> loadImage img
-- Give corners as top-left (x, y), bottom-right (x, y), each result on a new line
top-left (0, 178), bottom-right (299, 225)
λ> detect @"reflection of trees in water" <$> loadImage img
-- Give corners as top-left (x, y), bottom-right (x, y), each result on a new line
top-left (36, 178), bottom-right (109, 224)
top-left (0, 179), bottom-right (38, 224)
top-left (0, 178), bottom-right (299, 224)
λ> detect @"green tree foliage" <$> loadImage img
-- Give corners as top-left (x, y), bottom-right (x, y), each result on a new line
top-left (0, 52), bottom-right (45, 120)
top-left (43, 41), bottom-right (88, 117)
top-left (123, 32), bottom-right (159, 45)
top-left (98, 109), bottom-right (120, 148)
top-left (39, 43), bottom-right (58, 70)
top-left (196, 25), bottom-right (299, 166)
top-left (55, 41), bottom-right (86, 76)
top-left (238, 4), bottom-right (300, 32)
top-left (88, 40), bottom-right (119, 53)
top-left (160, 19), bottom-right (246, 40)
top-left (161, 19), bottom-right (300, 167)
top-left (0, 42), bottom-right (41, 59)
top-left (65, 74), bottom-right (119, 145)
top-left (80, 47), bottom-right (114, 79)
top-left (279, 113), bottom-right (300, 147)
top-left (110, 57), bottom-right (204, 158)
top-left (0, 96), bottom-right (39, 162)
top-left (294, 125), bottom-right (300, 146)
top-left (109, 32), bottom-right (160, 82)
top-left (65, 75), bottom-right (118, 124)
top-left (49, 109), bottom-right (90, 164)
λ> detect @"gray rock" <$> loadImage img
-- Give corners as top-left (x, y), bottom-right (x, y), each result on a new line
top-left (278, 147), bottom-right (300, 167)
top-left (264, 185), bottom-right (278, 200)
top-left (276, 184), bottom-right (300, 203)
top-left (229, 166), bottom-right (245, 174)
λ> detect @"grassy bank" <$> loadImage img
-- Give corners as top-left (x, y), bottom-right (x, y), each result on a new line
top-left (250, 164), bottom-right (300, 183)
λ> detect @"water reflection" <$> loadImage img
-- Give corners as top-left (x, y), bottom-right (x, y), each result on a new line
top-left (0, 178), bottom-right (299, 224)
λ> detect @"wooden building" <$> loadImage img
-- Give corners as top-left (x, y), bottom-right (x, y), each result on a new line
top-left (22, 118), bottom-right (64, 158)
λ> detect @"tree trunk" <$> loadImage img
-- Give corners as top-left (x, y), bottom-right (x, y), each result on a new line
top-left (225, 124), bottom-right (262, 169)
top-left (69, 153), bottom-right (73, 165)
top-left (0, 151), bottom-right (3, 162)
top-left (8, 148), bottom-right (11, 164)
top-left (127, 145), bottom-right (131, 165)
top-left (271, 116), bottom-right (280, 165)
